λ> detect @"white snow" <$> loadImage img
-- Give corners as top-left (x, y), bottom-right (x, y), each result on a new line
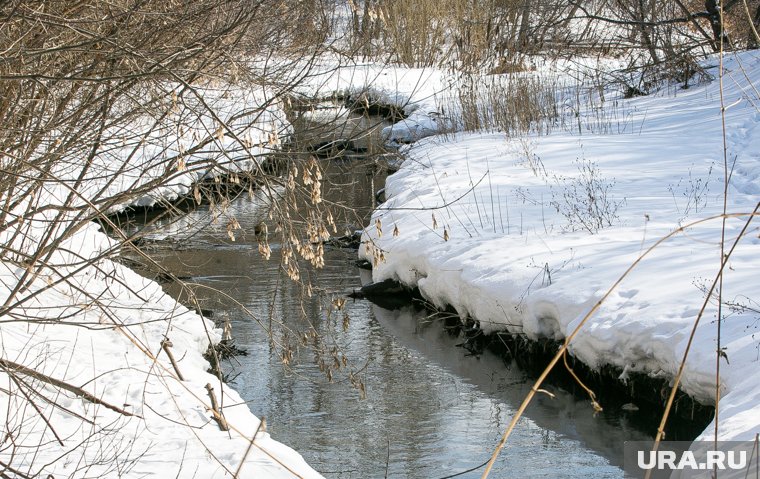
top-left (295, 59), bottom-right (452, 145)
top-left (356, 51), bottom-right (760, 442)
top-left (0, 224), bottom-right (322, 477)
top-left (5, 43), bottom-right (760, 477)
top-left (0, 81), bottom-right (320, 477)
top-left (99, 83), bottom-right (291, 212)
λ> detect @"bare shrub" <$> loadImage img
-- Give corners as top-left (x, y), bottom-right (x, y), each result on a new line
top-left (668, 162), bottom-right (714, 222)
top-left (341, 0), bottom-right (580, 70)
top-left (441, 72), bottom-right (559, 135)
top-left (550, 158), bottom-right (625, 234)
top-left (0, 0), bottom-right (348, 475)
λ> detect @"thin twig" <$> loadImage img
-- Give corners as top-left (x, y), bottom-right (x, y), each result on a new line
top-left (161, 339), bottom-right (185, 381)
top-left (205, 383), bottom-right (230, 431)
top-left (233, 417), bottom-right (265, 478)
top-left (0, 359), bottom-right (139, 418)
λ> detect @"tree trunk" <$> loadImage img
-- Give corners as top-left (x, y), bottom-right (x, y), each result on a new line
top-left (518, 0), bottom-right (531, 48)
top-left (637, 0), bottom-right (661, 65)
top-left (705, 0), bottom-right (728, 49)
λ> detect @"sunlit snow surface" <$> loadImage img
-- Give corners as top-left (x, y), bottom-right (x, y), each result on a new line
top-left (356, 51), bottom-right (760, 442)
top-left (0, 83), bottom-right (318, 477)
top-left (4, 48), bottom-right (760, 478)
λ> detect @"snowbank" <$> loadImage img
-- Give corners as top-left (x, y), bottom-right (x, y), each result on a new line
top-left (97, 83), bottom-right (291, 213)
top-left (0, 81), bottom-right (320, 477)
top-left (359, 51), bottom-right (760, 442)
top-left (297, 55), bottom-right (635, 147)
top-left (295, 60), bottom-right (451, 145)
top-left (0, 226), bottom-right (322, 478)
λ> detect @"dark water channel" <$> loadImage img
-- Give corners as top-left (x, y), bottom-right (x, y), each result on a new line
top-left (121, 107), bottom-right (657, 478)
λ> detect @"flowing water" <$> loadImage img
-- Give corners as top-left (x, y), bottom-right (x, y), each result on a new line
top-left (120, 107), bottom-right (659, 478)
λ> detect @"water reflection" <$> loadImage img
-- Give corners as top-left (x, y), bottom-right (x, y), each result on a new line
top-left (125, 188), bottom-right (650, 479)
top-left (119, 108), bottom-right (651, 478)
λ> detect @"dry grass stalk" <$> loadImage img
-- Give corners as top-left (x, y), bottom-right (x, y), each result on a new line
top-left (481, 208), bottom-right (760, 479)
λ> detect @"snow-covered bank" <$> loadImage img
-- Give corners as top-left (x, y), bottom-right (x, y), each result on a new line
top-left (99, 83), bottom-right (291, 213)
top-left (359, 51), bottom-right (760, 442)
top-left (0, 80), bottom-right (321, 477)
top-left (296, 56), bottom-right (629, 148)
top-left (0, 222), bottom-right (322, 477)
top-left (295, 60), bottom-right (450, 145)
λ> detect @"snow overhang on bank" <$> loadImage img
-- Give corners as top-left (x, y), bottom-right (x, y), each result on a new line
top-left (99, 84), bottom-right (292, 213)
top-left (295, 60), bottom-right (453, 146)
top-left (359, 50), bottom-right (760, 442)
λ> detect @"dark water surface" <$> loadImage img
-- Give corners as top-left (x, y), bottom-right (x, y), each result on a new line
top-left (122, 110), bottom-right (652, 478)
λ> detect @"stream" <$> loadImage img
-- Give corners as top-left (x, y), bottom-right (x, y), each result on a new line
top-left (120, 105), bottom-right (667, 478)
